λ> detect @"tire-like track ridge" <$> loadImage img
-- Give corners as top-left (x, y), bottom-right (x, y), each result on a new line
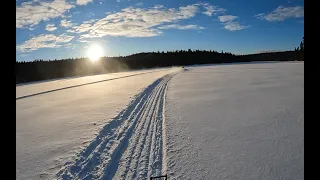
top-left (56, 73), bottom-right (175, 180)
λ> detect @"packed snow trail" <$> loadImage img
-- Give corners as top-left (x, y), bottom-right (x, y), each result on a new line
top-left (16, 68), bottom-right (179, 180)
top-left (57, 73), bottom-right (175, 180)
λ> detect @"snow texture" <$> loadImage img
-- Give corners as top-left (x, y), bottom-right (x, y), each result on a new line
top-left (16, 68), bottom-right (179, 180)
top-left (17, 61), bottom-right (303, 180)
top-left (165, 62), bottom-right (304, 180)
top-left (16, 68), bottom-right (163, 99)
top-left (56, 73), bottom-right (176, 179)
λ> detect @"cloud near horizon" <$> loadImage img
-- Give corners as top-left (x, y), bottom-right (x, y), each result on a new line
top-left (16, 34), bottom-right (74, 52)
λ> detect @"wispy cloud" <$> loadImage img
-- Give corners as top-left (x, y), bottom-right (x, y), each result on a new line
top-left (200, 2), bottom-right (225, 16)
top-left (71, 4), bottom-right (200, 38)
top-left (67, 21), bottom-right (94, 33)
top-left (223, 21), bottom-right (249, 31)
top-left (218, 15), bottom-right (238, 22)
top-left (76, 0), bottom-right (93, 6)
top-left (16, 34), bottom-right (74, 52)
top-left (60, 19), bottom-right (73, 28)
top-left (45, 24), bottom-right (57, 31)
top-left (256, 6), bottom-right (304, 21)
top-left (16, 0), bottom-right (74, 28)
top-left (17, 1), bottom-right (250, 54)
top-left (218, 15), bottom-right (248, 31)
top-left (158, 24), bottom-right (204, 30)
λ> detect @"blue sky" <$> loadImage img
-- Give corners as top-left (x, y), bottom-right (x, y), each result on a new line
top-left (16, 0), bottom-right (304, 61)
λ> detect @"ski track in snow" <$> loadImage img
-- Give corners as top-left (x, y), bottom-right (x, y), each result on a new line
top-left (56, 73), bottom-right (176, 180)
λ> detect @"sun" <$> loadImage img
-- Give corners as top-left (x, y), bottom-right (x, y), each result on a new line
top-left (87, 44), bottom-right (104, 62)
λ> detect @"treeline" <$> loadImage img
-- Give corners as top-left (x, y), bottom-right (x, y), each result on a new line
top-left (16, 48), bottom-right (303, 84)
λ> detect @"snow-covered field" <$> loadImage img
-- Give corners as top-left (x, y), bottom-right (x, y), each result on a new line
top-left (166, 62), bottom-right (304, 179)
top-left (16, 67), bottom-right (179, 180)
top-left (16, 68), bottom-right (164, 99)
top-left (16, 61), bottom-right (303, 180)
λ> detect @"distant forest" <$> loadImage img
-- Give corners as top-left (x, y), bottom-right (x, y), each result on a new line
top-left (16, 38), bottom-right (304, 84)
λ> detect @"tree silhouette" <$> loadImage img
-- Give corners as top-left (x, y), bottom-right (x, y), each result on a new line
top-left (16, 46), bottom-right (303, 84)
top-left (300, 37), bottom-right (304, 51)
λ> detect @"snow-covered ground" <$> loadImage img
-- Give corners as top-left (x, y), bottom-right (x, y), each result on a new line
top-left (16, 67), bottom-right (179, 180)
top-left (17, 61), bottom-right (303, 180)
top-left (16, 68), bottom-right (163, 99)
top-left (165, 62), bottom-right (304, 179)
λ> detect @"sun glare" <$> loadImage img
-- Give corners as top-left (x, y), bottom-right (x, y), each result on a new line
top-left (87, 44), bottom-right (104, 62)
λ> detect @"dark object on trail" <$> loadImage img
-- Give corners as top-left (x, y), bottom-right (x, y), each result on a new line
top-left (150, 174), bottom-right (167, 180)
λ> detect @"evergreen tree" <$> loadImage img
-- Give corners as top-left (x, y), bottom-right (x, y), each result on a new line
top-left (299, 42), bottom-right (303, 51)
top-left (16, 49), bottom-right (300, 84)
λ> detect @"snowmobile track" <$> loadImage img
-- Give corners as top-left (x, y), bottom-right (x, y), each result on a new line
top-left (56, 73), bottom-right (175, 180)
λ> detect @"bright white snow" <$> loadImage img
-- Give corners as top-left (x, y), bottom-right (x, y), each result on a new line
top-left (16, 61), bottom-right (303, 180)
top-left (56, 73), bottom-right (176, 179)
top-left (16, 68), bottom-right (162, 99)
top-left (16, 67), bottom-right (179, 180)
top-left (165, 62), bottom-right (304, 179)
